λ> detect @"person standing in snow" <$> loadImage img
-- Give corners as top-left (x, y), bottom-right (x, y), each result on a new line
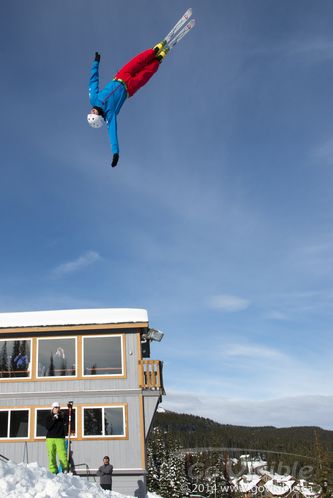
top-left (87, 41), bottom-right (168, 168)
top-left (97, 455), bottom-right (113, 491)
top-left (45, 402), bottom-right (68, 474)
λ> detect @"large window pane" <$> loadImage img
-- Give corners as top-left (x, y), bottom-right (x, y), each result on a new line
top-left (36, 409), bottom-right (76, 438)
top-left (104, 407), bottom-right (124, 436)
top-left (38, 338), bottom-right (76, 377)
top-left (83, 408), bottom-right (102, 436)
top-left (0, 411), bottom-right (8, 437)
top-left (83, 336), bottom-right (122, 376)
top-left (0, 340), bottom-right (31, 378)
top-left (10, 410), bottom-right (29, 438)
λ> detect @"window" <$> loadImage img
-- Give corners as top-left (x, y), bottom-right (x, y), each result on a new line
top-left (0, 339), bottom-right (31, 379)
top-left (0, 409), bottom-right (29, 439)
top-left (35, 408), bottom-right (76, 438)
top-left (37, 337), bottom-right (76, 378)
top-left (83, 335), bottom-right (123, 376)
top-left (83, 406), bottom-right (125, 437)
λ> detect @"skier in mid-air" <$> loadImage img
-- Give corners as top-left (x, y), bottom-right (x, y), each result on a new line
top-left (87, 9), bottom-right (195, 168)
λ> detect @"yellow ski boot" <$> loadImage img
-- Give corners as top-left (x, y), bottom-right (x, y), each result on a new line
top-left (156, 46), bottom-right (169, 62)
top-left (153, 40), bottom-right (167, 55)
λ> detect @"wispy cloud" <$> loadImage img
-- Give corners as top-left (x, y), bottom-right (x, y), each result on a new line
top-left (222, 343), bottom-right (285, 360)
top-left (265, 310), bottom-right (289, 321)
top-left (51, 250), bottom-right (101, 277)
top-left (163, 392), bottom-right (333, 429)
top-left (288, 38), bottom-right (333, 63)
top-left (314, 137), bottom-right (333, 165)
top-left (209, 294), bottom-right (250, 312)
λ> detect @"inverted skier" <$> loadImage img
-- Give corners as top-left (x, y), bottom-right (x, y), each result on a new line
top-left (87, 10), bottom-right (195, 168)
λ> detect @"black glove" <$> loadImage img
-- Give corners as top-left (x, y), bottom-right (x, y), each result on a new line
top-left (111, 153), bottom-right (119, 167)
top-left (95, 52), bottom-right (101, 62)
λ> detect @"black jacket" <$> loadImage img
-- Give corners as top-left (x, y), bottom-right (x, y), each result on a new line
top-left (45, 413), bottom-right (67, 438)
top-left (97, 464), bottom-right (113, 485)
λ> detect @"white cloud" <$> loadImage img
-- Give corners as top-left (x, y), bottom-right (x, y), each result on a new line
top-left (314, 137), bottom-right (333, 165)
top-left (288, 38), bottom-right (333, 64)
top-left (52, 251), bottom-right (101, 276)
top-left (222, 343), bottom-right (285, 360)
top-left (209, 294), bottom-right (250, 312)
top-left (265, 310), bottom-right (289, 321)
top-left (162, 391), bottom-right (333, 429)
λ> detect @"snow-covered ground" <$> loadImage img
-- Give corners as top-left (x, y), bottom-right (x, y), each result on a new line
top-left (0, 460), bottom-right (162, 498)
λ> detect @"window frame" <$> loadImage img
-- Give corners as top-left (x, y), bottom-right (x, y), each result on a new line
top-left (0, 408), bottom-right (30, 440)
top-left (36, 336), bottom-right (78, 379)
top-left (81, 404), bottom-right (127, 439)
top-left (0, 338), bottom-right (33, 381)
top-left (82, 334), bottom-right (125, 378)
top-left (34, 406), bottom-right (77, 440)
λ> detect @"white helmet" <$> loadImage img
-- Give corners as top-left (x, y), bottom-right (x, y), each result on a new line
top-left (87, 113), bottom-right (105, 128)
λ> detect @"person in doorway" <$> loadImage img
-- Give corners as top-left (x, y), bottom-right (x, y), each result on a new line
top-left (97, 455), bottom-right (113, 491)
top-left (45, 402), bottom-right (68, 474)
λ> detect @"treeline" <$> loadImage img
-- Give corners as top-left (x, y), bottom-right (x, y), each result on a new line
top-left (147, 410), bottom-right (333, 497)
top-left (153, 411), bottom-right (333, 454)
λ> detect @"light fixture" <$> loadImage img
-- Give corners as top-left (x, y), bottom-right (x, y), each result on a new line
top-left (146, 328), bottom-right (165, 342)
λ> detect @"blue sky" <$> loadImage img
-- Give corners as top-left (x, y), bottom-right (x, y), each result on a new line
top-left (1, 0), bottom-right (333, 429)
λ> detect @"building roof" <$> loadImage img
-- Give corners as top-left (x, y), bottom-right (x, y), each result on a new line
top-left (0, 308), bottom-right (149, 329)
top-left (264, 478), bottom-right (295, 496)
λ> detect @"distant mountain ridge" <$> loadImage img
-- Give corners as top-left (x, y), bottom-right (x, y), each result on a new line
top-left (153, 410), bottom-right (333, 455)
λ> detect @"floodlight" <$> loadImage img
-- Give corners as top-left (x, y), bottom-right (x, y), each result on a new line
top-left (147, 328), bottom-right (164, 342)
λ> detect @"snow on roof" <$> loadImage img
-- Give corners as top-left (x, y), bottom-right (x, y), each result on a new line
top-left (294, 482), bottom-right (319, 498)
top-left (232, 475), bottom-right (260, 492)
top-left (237, 474), bottom-right (262, 493)
top-left (0, 308), bottom-right (148, 329)
top-left (265, 478), bottom-right (295, 496)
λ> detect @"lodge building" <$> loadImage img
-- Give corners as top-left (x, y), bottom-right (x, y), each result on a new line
top-left (0, 308), bottom-right (165, 498)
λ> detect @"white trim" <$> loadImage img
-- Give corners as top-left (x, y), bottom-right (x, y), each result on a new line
top-left (0, 308), bottom-right (148, 328)
top-left (82, 334), bottom-right (123, 377)
top-left (36, 336), bottom-right (77, 379)
top-left (0, 338), bottom-right (32, 381)
top-left (34, 407), bottom-right (77, 439)
top-left (0, 408), bottom-right (30, 440)
top-left (82, 405), bottom-right (126, 438)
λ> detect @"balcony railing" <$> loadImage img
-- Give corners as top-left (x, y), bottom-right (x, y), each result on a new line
top-left (138, 360), bottom-right (164, 391)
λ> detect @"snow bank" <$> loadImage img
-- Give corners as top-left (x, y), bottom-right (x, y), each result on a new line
top-left (0, 460), bottom-right (161, 498)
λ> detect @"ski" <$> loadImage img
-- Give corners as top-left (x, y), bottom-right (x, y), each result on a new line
top-left (164, 8), bottom-right (192, 44)
top-left (167, 19), bottom-right (196, 49)
top-left (67, 401), bottom-right (73, 463)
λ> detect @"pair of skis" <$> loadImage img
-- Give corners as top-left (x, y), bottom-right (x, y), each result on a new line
top-left (162, 8), bottom-right (196, 51)
top-left (67, 401), bottom-right (73, 463)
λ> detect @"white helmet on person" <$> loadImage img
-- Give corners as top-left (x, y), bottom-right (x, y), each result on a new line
top-left (52, 401), bottom-right (60, 408)
top-left (87, 113), bottom-right (105, 128)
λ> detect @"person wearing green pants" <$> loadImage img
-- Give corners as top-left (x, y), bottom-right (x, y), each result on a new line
top-left (45, 402), bottom-right (68, 474)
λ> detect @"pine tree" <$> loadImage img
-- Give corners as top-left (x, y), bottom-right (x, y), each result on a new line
top-left (147, 444), bottom-right (160, 492)
top-left (314, 430), bottom-right (332, 497)
top-left (0, 342), bottom-right (9, 377)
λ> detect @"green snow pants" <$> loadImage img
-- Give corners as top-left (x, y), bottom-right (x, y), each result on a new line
top-left (46, 438), bottom-right (68, 474)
